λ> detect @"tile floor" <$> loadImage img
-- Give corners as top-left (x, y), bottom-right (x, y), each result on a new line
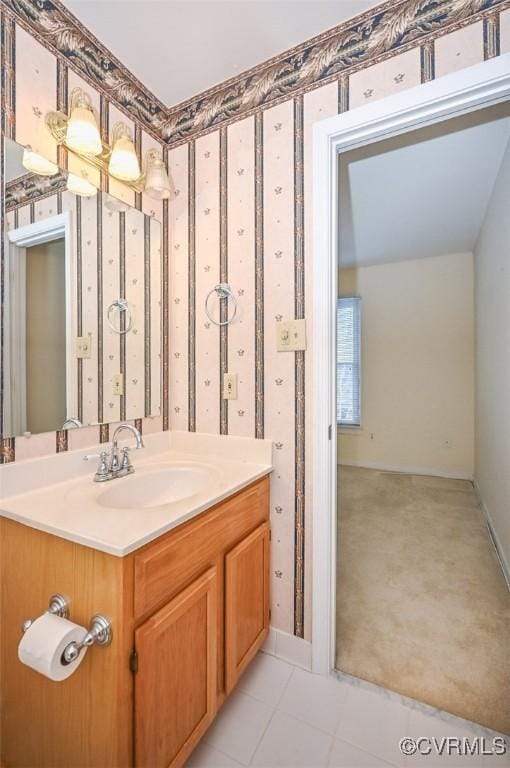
top-left (186, 653), bottom-right (510, 768)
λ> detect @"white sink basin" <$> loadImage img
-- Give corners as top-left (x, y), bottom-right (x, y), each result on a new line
top-left (97, 465), bottom-right (215, 509)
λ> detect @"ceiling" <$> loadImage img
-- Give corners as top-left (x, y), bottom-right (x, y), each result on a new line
top-left (63, 0), bottom-right (379, 106)
top-left (339, 105), bottom-right (510, 268)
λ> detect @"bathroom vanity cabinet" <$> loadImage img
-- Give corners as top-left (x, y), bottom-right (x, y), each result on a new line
top-left (0, 475), bottom-right (270, 768)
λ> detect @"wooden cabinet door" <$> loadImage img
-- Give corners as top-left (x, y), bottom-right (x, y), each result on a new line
top-left (225, 522), bottom-right (270, 693)
top-left (135, 567), bottom-right (217, 768)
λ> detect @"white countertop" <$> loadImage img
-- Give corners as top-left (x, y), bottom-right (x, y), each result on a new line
top-left (0, 431), bottom-right (273, 556)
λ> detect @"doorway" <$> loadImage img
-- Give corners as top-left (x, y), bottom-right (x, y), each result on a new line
top-left (311, 54), bottom-right (510, 735)
top-left (24, 238), bottom-right (67, 433)
top-left (335, 104), bottom-right (510, 734)
top-left (5, 212), bottom-right (74, 436)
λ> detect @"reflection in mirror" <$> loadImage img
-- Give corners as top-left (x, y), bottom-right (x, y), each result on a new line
top-left (2, 138), bottom-right (162, 438)
top-left (26, 238), bottom-right (66, 433)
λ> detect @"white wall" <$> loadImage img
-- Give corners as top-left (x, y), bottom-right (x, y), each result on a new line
top-left (338, 252), bottom-right (475, 477)
top-left (474, 138), bottom-right (510, 575)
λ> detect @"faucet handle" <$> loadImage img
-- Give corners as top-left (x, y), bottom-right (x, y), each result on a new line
top-left (119, 446), bottom-right (134, 476)
top-left (84, 451), bottom-right (110, 482)
top-left (83, 453), bottom-right (100, 461)
top-left (110, 449), bottom-right (121, 476)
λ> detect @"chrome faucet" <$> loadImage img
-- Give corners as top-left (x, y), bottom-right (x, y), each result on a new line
top-left (110, 423), bottom-right (144, 476)
top-left (84, 422), bottom-right (144, 482)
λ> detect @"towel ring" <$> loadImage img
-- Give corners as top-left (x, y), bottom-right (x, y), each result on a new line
top-left (107, 298), bottom-right (133, 335)
top-left (205, 283), bottom-right (238, 327)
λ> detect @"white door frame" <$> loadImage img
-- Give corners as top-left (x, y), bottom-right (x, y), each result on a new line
top-left (311, 53), bottom-right (510, 675)
top-left (6, 212), bottom-right (75, 432)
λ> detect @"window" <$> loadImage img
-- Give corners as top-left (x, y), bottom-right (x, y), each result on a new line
top-left (337, 297), bottom-right (361, 426)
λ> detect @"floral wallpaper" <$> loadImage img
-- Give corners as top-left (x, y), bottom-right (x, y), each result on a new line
top-left (0, 2), bottom-right (169, 459)
top-left (1, 0), bottom-right (165, 138)
top-left (160, 0), bottom-right (506, 145)
top-left (1, 0), bottom-right (510, 641)
top-left (165, 9), bottom-right (510, 641)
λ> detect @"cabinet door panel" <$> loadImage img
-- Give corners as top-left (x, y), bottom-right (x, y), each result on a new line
top-left (134, 477), bottom-right (268, 620)
top-left (135, 567), bottom-right (217, 768)
top-left (225, 523), bottom-right (270, 693)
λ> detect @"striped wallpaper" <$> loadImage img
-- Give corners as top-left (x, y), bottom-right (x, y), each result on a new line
top-left (0, 7), bottom-right (169, 461)
top-left (1, 0), bottom-right (510, 640)
top-left (165, 13), bottom-right (510, 641)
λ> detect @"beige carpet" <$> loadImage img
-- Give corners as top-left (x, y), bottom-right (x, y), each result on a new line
top-left (336, 466), bottom-right (510, 735)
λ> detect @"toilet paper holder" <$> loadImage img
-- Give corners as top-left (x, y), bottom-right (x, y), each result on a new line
top-left (61, 614), bottom-right (112, 665)
top-left (22, 593), bottom-right (70, 633)
top-left (22, 593), bottom-right (112, 665)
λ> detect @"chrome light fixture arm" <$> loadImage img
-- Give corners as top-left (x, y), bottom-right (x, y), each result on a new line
top-left (45, 90), bottom-right (170, 198)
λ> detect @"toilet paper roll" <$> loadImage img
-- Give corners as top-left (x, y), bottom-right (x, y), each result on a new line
top-left (18, 613), bottom-right (88, 681)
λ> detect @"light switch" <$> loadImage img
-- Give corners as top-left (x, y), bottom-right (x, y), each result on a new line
top-left (76, 335), bottom-right (92, 359)
top-left (112, 373), bottom-right (124, 396)
top-left (276, 319), bottom-right (307, 352)
top-left (223, 372), bottom-right (238, 400)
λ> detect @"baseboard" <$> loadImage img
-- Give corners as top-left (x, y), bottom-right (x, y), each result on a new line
top-left (262, 627), bottom-right (312, 671)
top-left (473, 481), bottom-right (510, 591)
top-left (338, 460), bottom-right (473, 481)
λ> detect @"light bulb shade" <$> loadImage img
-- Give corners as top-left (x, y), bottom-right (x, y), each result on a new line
top-left (67, 173), bottom-right (97, 198)
top-left (144, 155), bottom-right (171, 200)
top-left (109, 134), bottom-right (141, 182)
top-left (65, 105), bottom-right (102, 156)
top-left (22, 148), bottom-right (59, 177)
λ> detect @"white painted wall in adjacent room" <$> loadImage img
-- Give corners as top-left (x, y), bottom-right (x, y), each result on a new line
top-left (338, 252), bottom-right (475, 477)
top-left (474, 138), bottom-right (510, 576)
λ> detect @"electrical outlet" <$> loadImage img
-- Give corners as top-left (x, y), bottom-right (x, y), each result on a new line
top-left (223, 372), bottom-right (238, 400)
top-left (112, 373), bottom-right (124, 396)
top-left (276, 319), bottom-right (307, 352)
top-left (76, 335), bottom-right (92, 359)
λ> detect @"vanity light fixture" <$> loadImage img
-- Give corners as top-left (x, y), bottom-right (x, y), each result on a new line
top-left (45, 92), bottom-right (170, 198)
top-left (143, 149), bottom-right (171, 199)
top-left (109, 123), bottom-right (141, 182)
top-left (22, 147), bottom-right (59, 177)
top-left (67, 172), bottom-right (97, 198)
top-left (65, 88), bottom-right (102, 156)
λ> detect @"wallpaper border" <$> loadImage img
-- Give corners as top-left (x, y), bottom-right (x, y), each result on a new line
top-left (161, 0), bottom-right (510, 146)
top-left (1, 0), bottom-right (166, 140)
top-left (4, 170), bottom-right (67, 210)
top-left (2, 0), bottom-right (509, 151)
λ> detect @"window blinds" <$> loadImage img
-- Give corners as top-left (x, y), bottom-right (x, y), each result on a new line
top-left (337, 297), bottom-right (361, 426)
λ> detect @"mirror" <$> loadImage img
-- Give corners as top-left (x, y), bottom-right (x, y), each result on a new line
top-left (2, 138), bottom-right (162, 437)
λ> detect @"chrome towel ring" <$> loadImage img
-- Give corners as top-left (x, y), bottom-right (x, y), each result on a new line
top-left (107, 298), bottom-right (133, 335)
top-left (205, 283), bottom-right (238, 327)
